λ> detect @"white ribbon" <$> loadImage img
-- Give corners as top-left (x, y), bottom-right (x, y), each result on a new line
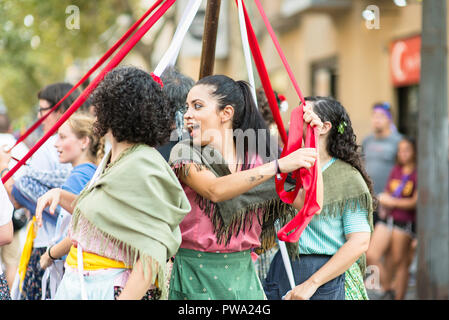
top-left (77, 245), bottom-right (88, 300)
top-left (238, 0), bottom-right (294, 290)
top-left (153, 0), bottom-right (202, 77)
top-left (86, 151), bottom-right (109, 190)
top-left (237, 0), bottom-right (258, 107)
top-left (274, 220), bottom-right (296, 291)
top-left (279, 241), bottom-right (296, 290)
top-left (40, 209), bottom-right (72, 300)
top-left (10, 271), bottom-right (20, 300)
top-left (41, 261), bottom-right (64, 300)
top-left (41, 267), bottom-right (50, 300)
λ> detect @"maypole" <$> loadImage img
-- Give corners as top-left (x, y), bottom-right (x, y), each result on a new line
top-left (198, 0), bottom-right (222, 79)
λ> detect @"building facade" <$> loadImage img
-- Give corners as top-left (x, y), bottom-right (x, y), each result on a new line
top-left (177, 0), bottom-right (449, 142)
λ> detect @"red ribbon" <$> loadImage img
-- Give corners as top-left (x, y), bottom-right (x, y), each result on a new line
top-left (2, 0), bottom-right (176, 184)
top-left (238, 0), bottom-right (320, 242)
top-left (150, 72), bottom-right (164, 88)
top-left (253, 0), bottom-right (306, 105)
top-left (236, 0), bottom-right (288, 145)
top-left (275, 108), bottom-right (320, 242)
top-left (7, 0), bottom-right (165, 153)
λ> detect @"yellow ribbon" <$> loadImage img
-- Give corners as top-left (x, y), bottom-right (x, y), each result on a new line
top-left (66, 246), bottom-right (130, 271)
top-left (65, 246), bottom-right (159, 289)
top-left (17, 216), bottom-right (37, 293)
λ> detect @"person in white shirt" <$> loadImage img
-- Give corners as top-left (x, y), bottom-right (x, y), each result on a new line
top-left (0, 181), bottom-right (14, 300)
top-left (0, 82), bottom-right (89, 300)
top-left (0, 113), bottom-right (29, 178)
top-left (0, 113), bottom-right (29, 290)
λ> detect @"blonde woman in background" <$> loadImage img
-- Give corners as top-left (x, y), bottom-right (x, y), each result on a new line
top-left (36, 112), bottom-right (104, 299)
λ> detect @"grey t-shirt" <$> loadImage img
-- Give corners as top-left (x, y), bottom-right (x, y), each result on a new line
top-left (362, 131), bottom-right (402, 195)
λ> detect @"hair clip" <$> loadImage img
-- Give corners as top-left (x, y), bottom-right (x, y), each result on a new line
top-left (337, 121), bottom-right (347, 134)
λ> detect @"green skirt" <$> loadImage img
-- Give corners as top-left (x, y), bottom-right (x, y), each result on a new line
top-left (345, 262), bottom-right (369, 300)
top-left (168, 248), bottom-right (265, 300)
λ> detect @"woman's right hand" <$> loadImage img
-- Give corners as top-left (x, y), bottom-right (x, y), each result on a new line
top-left (278, 147), bottom-right (317, 173)
top-left (36, 188), bottom-right (62, 228)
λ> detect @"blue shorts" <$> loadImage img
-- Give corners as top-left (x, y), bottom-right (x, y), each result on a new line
top-left (263, 251), bottom-right (345, 300)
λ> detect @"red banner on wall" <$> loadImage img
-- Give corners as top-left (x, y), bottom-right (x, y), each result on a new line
top-left (390, 35), bottom-right (421, 87)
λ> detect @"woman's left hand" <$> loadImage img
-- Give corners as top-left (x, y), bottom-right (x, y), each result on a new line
top-left (303, 104), bottom-right (323, 132)
top-left (284, 279), bottom-right (319, 300)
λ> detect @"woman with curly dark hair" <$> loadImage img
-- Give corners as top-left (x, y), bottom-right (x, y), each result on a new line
top-left (267, 96), bottom-right (374, 300)
top-left (35, 66), bottom-right (191, 300)
top-left (0, 182), bottom-right (14, 300)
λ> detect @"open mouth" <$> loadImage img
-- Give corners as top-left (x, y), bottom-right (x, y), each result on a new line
top-left (185, 123), bottom-right (200, 136)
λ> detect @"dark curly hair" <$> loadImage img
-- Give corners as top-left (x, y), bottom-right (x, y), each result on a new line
top-left (90, 66), bottom-right (174, 147)
top-left (306, 96), bottom-right (377, 209)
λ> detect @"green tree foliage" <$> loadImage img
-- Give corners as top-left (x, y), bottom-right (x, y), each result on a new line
top-left (0, 0), bottom-right (172, 122)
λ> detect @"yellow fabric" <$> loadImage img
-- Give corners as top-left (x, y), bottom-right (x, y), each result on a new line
top-left (17, 216), bottom-right (37, 293)
top-left (66, 246), bottom-right (160, 289)
top-left (66, 245), bottom-right (130, 271)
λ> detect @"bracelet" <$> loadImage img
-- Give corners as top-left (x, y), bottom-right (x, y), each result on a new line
top-left (0, 167), bottom-right (9, 178)
top-left (274, 159), bottom-right (281, 180)
top-left (47, 245), bottom-right (57, 260)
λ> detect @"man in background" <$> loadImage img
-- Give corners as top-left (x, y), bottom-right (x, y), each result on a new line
top-left (363, 102), bottom-right (402, 210)
top-left (363, 102), bottom-right (403, 299)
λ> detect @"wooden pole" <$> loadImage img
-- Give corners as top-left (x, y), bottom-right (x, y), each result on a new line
top-left (199, 0), bottom-right (221, 79)
top-left (417, 0), bottom-right (448, 300)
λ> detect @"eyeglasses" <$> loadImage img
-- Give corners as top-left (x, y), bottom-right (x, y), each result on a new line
top-left (38, 105), bottom-right (53, 115)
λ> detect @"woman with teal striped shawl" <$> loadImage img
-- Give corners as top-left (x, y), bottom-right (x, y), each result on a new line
top-left (277, 96), bottom-right (374, 300)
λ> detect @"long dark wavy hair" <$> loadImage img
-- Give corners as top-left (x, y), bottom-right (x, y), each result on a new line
top-left (306, 96), bottom-right (376, 208)
top-left (196, 75), bottom-right (277, 170)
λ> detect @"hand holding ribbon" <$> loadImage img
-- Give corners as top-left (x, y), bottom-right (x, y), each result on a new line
top-left (276, 104), bottom-right (322, 242)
